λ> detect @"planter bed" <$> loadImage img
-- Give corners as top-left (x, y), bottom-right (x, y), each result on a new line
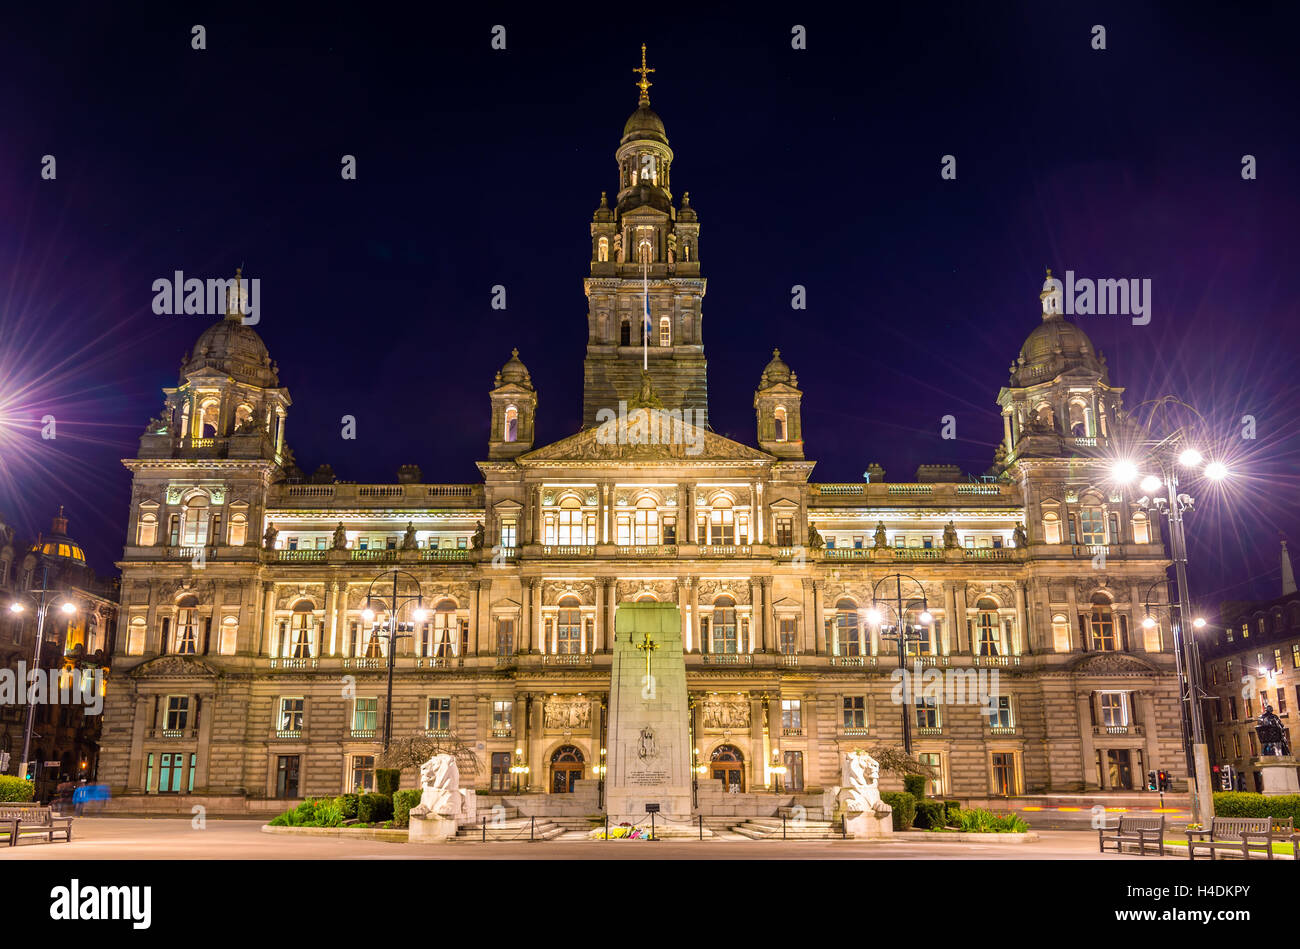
top-left (261, 824), bottom-right (408, 842)
top-left (895, 830), bottom-right (1039, 843)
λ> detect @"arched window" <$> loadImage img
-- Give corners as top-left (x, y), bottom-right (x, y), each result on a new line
top-left (557, 497), bottom-right (583, 546)
top-left (181, 496), bottom-right (209, 546)
top-left (180, 401), bottom-right (191, 437)
top-left (175, 595), bottom-right (199, 654)
top-left (137, 513), bottom-right (157, 546)
top-left (1034, 403), bottom-right (1054, 431)
top-left (1131, 512), bottom-right (1150, 544)
top-left (432, 599), bottom-right (457, 657)
top-left (1068, 400), bottom-right (1088, 437)
top-left (1042, 511), bottom-right (1061, 545)
top-left (620, 319), bottom-right (631, 346)
top-left (709, 497), bottom-right (735, 546)
top-left (504, 406), bottom-right (518, 443)
top-left (199, 399), bottom-right (220, 438)
top-left (1051, 613), bottom-right (1071, 652)
top-left (127, 618), bottom-right (146, 655)
top-left (836, 598), bottom-right (861, 656)
top-left (219, 616), bottom-right (238, 655)
top-left (659, 316), bottom-right (671, 347)
top-left (634, 497), bottom-right (659, 545)
top-left (597, 236), bottom-right (609, 262)
top-left (229, 513), bottom-right (247, 547)
top-left (712, 596), bottom-right (737, 653)
top-left (710, 744), bottom-right (744, 792)
top-left (773, 406), bottom-right (787, 442)
top-left (550, 744), bottom-right (585, 793)
top-left (289, 600), bottom-right (315, 658)
top-left (557, 596), bottom-right (582, 655)
top-left (976, 598), bottom-right (1001, 657)
top-left (234, 403), bottom-right (253, 430)
top-left (1090, 594), bottom-right (1117, 651)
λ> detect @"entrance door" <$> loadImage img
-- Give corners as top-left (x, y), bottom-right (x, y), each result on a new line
top-left (783, 750), bottom-right (805, 791)
top-left (275, 755), bottom-right (300, 798)
top-left (710, 745), bottom-right (745, 792)
top-left (550, 745), bottom-right (585, 793)
top-left (1107, 749), bottom-right (1134, 790)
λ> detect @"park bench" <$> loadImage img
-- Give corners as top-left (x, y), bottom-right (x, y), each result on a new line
top-left (1186, 816), bottom-right (1296, 860)
top-left (0, 805), bottom-right (73, 846)
top-left (1098, 814), bottom-right (1165, 856)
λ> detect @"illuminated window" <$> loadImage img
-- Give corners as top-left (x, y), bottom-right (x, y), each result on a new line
top-left (289, 601), bottom-right (314, 659)
top-left (1042, 510), bottom-right (1062, 544)
top-left (709, 498), bottom-right (735, 545)
top-left (976, 598), bottom-right (1001, 656)
top-left (842, 696), bottom-right (866, 728)
top-left (500, 517), bottom-right (517, 548)
top-left (659, 316), bottom-right (671, 347)
top-left (181, 496), bottom-right (209, 546)
top-left (229, 513), bottom-right (247, 547)
top-left (199, 399), bottom-right (219, 437)
top-left (557, 498), bottom-right (583, 546)
top-left (557, 596), bottom-right (582, 654)
top-left (1079, 509), bottom-right (1106, 545)
top-left (836, 599), bottom-right (861, 657)
top-left (597, 236), bottom-right (609, 262)
top-left (165, 695), bottom-right (190, 731)
top-left (712, 596), bottom-right (738, 653)
top-left (773, 406), bottom-right (787, 442)
top-left (278, 697), bottom-right (304, 732)
top-left (504, 406), bottom-right (518, 443)
top-left (1131, 512), bottom-right (1149, 544)
top-left (174, 595), bottom-right (199, 654)
top-left (634, 497), bottom-right (659, 545)
top-left (1099, 692), bottom-right (1127, 727)
top-left (432, 600), bottom-right (457, 657)
top-left (137, 513), bottom-right (157, 546)
top-left (1090, 595), bottom-right (1116, 651)
top-left (427, 697), bottom-right (451, 732)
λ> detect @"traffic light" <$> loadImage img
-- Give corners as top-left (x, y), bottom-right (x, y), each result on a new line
top-left (1158, 770), bottom-right (1171, 791)
top-left (1146, 770), bottom-right (1158, 791)
top-left (23, 761), bottom-right (34, 781)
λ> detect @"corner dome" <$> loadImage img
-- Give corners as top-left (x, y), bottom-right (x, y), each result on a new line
top-left (758, 348), bottom-right (798, 389)
top-left (182, 317), bottom-right (278, 387)
top-left (494, 348), bottom-right (534, 389)
top-left (1010, 270), bottom-right (1103, 386)
top-left (30, 508), bottom-right (86, 564)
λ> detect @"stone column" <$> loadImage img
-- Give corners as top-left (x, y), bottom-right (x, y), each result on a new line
top-left (690, 577), bottom-right (701, 653)
top-left (1077, 690), bottom-right (1098, 788)
top-left (528, 693), bottom-right (545, 792)
top-left (755, 482), bottom-right (764, 544)
top-left (943, 582), bottom-right (957, 655)
top-left (677, 577), bottom-right (691, 651)
top-left (749, 695), bottom-right (766, 790)
top-left (594, 579), bottom-right (605, 653)
top-left (194, 691), bottom-right (214, 789)
top-left (1128, 580), bottom-right (1145, 651)
top-left (470, 580), bottom-right (482, 656)
top-left (748, 579), bottom-right (761, 653)
top-left (533, 581), bottom-right (543, 654)
top-left (605, 578), bottom-right (617, 652)
top-left (601, 483), bottom-right (610, 544)
top-left (324, 581), bottom-right (338, 656)
top-left (1015, 582), bottom-right (1029, 656)
top-left (954, 585), bottom-right (969, 654)
top-left (262, 582), bottom-right (276, 657)
top-left (812, 581), bottom-right (825, 655)
top-left (520, 579), bottom-right (533, 652)
top-left (761, 577), bottom-right (774, 652)
top-left (127, 694), bottom-right (150, 792)
top-left (1066, 583), bottom-right (1080, 651)
top-left (338, 585), bottom-right (352, 657)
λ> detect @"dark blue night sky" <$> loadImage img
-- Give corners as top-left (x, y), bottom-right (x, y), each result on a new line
top-left (1, 1), bottom-right (1297, 613)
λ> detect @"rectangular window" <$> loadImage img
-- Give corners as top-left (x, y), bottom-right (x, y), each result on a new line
top-left (989, 695), bottom-right (1012, 728)
top-left (842, 696), bottom-right (865, 729)
top-left (287, 537), bottom-right (298, 551)
top-left (991, 536), bottom-right (1003, 549)
top-left (1278, 689), bottom-right (1288, 716)
top-left (991, 752), bottom-right (1018, 795)
top-left (1274, 648), bottom-right (1284, 672)
top-left (275, 755), bottom-right (300, 798)
top-left (427, 697), bottom-right (451, 732)
top-left (278, 697), bottom-right (304, 732)
top-left (350, 755), bottom-right (375, 793)
top-left (495, 618), bottom-right (515, 656)
top-left (1099, 691), bottom-right (1127, 727)
top-left (663, 517), bottom-right (676, 545)
top-left (1068, 515), bottom-right (1078, 544)
top-left (1079, 510), bottom-right (1106, 545)
top-left (895, 535), bottom-right (905, 549)
top-left (854, 536), bottom-right (865, 549)
top-left (915, 697), bottom-right (939, 729)
top-left (1292, 643), bottom-right (1300, 669)
top-left (1107, 512), bottom-right (1120, 544)
top-left (825, 537), bottom-right (835, 549)
top-left (1229, 697), bottom-right (1238, 720)
top-left (165, 695), bottom-right (190, 731)
top-left (918, 752), bottom-right (943, 796)
top-left (352, 698), bottom-right (377, 733)
top-left (781, 699), bottom-right (802, 729)
top-left (500, 518), bottom-right (517, 548)
top-left (1232, 733), bottom-right (1241, 757)
top-left (782, 750), bottom-right (804, 791)
top-left (493, 700), bottom-right (513, 731)
top-left (922, 536), bottom-right (933, 549)
top-left (964, 535), bottom-right (974, 548)
top-left (778, 618), bottom-right (797, 655)
top-left (775, 517), bottom-right (793, 547)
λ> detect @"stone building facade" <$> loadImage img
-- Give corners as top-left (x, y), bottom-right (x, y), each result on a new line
top-left (98, 66), bottom-right (1187, 812)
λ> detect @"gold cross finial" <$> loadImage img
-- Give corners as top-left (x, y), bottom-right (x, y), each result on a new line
top-left (633, 43), bottom-right (654, 104)
top-left (635, 631), bottom-right (659, 677)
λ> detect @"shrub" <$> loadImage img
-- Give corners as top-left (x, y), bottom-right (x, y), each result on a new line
top-left (914, 800), bottom-right (947, 830)
top-left (942, 800), bottom-right (962, 824)
top-left (880, 791), bottom-right (917, 831)
top-left (902, 774), bottom-right (927, 799)
top-left (376, 769), bottom-right (402, 797)
top-left (1214, 792), bottom-right (1300, 823)
top-left (393, 789), bottom-right (422, 828)
top-left (358, 792), bottom-right (393, 823)
top-left (336, 793), bottom-right (359, 819)
top-left (269, 797), bottom-right (343, 827)
top-left (953, 808), bottom-right (1028, 833)
top-left (0, 776), bottom-right (35, 803)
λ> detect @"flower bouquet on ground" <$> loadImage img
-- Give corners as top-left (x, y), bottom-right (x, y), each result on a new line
top-left (588, 821), bottom-right (649, 839)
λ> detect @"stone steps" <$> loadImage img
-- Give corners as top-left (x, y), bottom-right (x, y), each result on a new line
top-left (455, 817), bottom-right (565, 841)
top-left (732, 817), bottom-right (842, 840)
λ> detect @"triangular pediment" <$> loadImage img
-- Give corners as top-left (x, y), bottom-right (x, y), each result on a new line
top-left (520, 411), bottom-right (774, 464)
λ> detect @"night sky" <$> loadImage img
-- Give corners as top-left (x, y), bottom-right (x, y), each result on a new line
top-left (1, 2), bottom-right (1297, 614)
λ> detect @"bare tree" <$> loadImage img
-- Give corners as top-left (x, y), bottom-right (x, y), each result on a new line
top-left (868, 745), bottom-right (937, 780)
top-left (378, 733), bottom-right (482, 776)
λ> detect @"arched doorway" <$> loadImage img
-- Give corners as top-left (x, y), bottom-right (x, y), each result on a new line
top-left (550, 745), bottom-right (585, 793)
top-left (710, 744), bottom-right (745, 793)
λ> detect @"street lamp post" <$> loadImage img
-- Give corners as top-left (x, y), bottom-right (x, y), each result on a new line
top-left (1112, 398), bottom-right (1229, 829)
top-left (8, 560), bottom-right (78, 791)
top-left (868, 573), bottom-right (932, 755)
top-left (361, 569), bottom-right (425, 752)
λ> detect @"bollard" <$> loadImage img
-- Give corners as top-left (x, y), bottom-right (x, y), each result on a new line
top-left (699, 814), bottom-right (703, 841)
top-left (605, 814), bottom-right (609, 840)
top-left (482, 815), bottom-right (486, 842)
top-left (530, 815), bottom-right (535, 841)
top-left (783, 813), bottom-right (787, 840)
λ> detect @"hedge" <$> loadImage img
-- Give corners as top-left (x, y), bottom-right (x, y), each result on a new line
top-left (358, 792), bottom-right (393, 823)
top-left (902, 774), bottom-right (927, 799)
top-left (880, 791), bottom-right (916, 831)
top-left (913, 799), bottom-right (947, 830)
top-left (953, 808), bottom-right (1028, 833)
top-left (942, 800), bottom-right (962, 824)
top-left (336, 793), bottom-right (359, 819)
top-left (393, 789), bottom-right (422, 828)
top-left (0, 776), bottom-right (35, 803)
top-left (1214, 792), bottom-right (1300, 823)
top-left (376, 769), bottom-right (401, 797)
top-left (268, 797), bottom-right (344, 827)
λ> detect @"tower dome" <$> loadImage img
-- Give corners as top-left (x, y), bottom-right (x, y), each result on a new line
top-left (621, 104), bottom-right (668, 146)
top-left (758, 348), bottom-right (797, 388)
top-left (180, 270), bottom-right (279, 387)
top-left (494, 348), bottom-right (534, 389)
top-left (30, 507), bottom-right (87, 564)
top-left (1010, 269), bottom-right (1103, 386)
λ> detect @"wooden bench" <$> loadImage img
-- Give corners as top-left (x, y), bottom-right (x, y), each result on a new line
top-left (1186, 817), bottom-right (1296, 860)
top-left (1099, 814), bottom-right (1166, 855)
top-left (0, 805), bottom-right (73, 845)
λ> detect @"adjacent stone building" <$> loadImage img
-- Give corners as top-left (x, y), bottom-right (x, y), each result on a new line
top-left (98, 63), bottom-right (1186, 814)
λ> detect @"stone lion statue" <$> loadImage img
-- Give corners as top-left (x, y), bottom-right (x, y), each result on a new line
top-left (841, 751), bottom-right (892, 816)
top-left (411, 754), bottom-right (462, 820)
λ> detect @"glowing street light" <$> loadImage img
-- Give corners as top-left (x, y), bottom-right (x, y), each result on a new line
top-left (1204, 461), bottom-right (1228, 481)
top-left (1112, 460), bottom-right (1139, 484)
top-left (1178, 448), bottom-right (1203, 467)
top-left (1139, 475), bottom-right (1164, 495)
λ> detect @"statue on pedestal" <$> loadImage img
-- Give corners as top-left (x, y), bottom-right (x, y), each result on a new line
top-left (1257, 703), bottom-right (1291, 756)
top-left (331, 522), bottom-right (347, 550)
top-left (411, 754), bottom-right (465, 820)
top-left (807, 521), bottom-right (824, 550)
top-left (873, 521), bottom-right (888, 549)
top-left (1013, 523), bottom-right (1028, 548)
top-left (471, 521), bottom-right (486, 550)
top-left (841, 751), bottom-right (891, 817)
top-left (262, 523), bottom-right (278, 550)
top-left (942, 521), bottom-right (958, 548)
top-left (401, 522), bottom-right (417, 550)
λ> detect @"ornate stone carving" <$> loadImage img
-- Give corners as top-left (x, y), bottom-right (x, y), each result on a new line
top-left (695, 579), bottom-right (750, 605)
top-left (542, 581), bottom-right (597, 606)
top-left (544, 696), bottom-right (592, 730)
top-left (614, 578), bottom-right (677, 603)
top-left (128, 655), bottom-right (220, 678)
top-left (410, 754), bottom-right (467, 820)
top-left (841, 751), bottom-right (891, 816)
top-left (1068, 653), bottom-right (1155, 675)
top-left (700, 693), bottom-right (750, 729)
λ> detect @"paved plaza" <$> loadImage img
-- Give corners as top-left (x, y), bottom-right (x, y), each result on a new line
top-left (0, 819), bottom-right (1177, 860)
